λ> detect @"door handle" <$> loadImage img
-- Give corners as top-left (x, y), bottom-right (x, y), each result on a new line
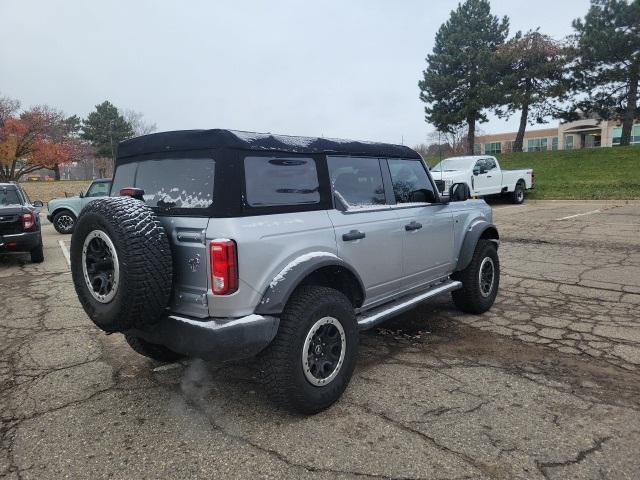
top-left (342, 229), bottom-right (366, 241)
top-left (405, 221), bottom-right (423, 231)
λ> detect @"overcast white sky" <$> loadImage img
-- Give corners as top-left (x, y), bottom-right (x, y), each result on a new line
top-left (1, 0), bottom-right (590, 146)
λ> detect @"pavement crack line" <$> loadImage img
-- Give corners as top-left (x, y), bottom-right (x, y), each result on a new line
top-left (535, 436), bottom-right (612, 478)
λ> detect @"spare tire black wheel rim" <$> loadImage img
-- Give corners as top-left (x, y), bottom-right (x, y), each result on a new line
top-left (82, 230), bottom-right (120, 303)
top-left (57, 215), bottom-right (74, 231)
top-left (479, 257), bottom-right (495, 298)
top-left (302, 317), bottom-right (346, 386)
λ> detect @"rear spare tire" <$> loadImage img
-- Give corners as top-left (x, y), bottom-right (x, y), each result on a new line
top-left (70, 197), bottom-right (173, 333)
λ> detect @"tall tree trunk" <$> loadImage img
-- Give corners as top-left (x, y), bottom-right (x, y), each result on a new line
top-left (52, 163), bottom-right (61, 180)
top-left (621, 62), bottom-right (639, 146)
top-left (514, 101), bottom-right (530, 153)
top-left (466, 116), bottom-right (476, 155)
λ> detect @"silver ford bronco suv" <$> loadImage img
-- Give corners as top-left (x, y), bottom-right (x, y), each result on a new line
top-left (70, 129), bottom-right (500, 414)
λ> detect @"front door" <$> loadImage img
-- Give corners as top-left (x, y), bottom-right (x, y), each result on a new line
top-left (326, 156), bottom-right (405, 307)
top-left (386, 158), bottom-right (455, 288)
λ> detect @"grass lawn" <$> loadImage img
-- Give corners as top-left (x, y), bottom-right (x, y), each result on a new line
top-left (496, 146), bottom-right (640, 200)
top-left (426, 146), bottom-right (640, 200)
top-left (21, 180), bottom-right (91, 204)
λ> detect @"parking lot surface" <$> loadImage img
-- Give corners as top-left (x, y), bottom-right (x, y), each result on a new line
top-left (1, 200), bottom-right (639, 479)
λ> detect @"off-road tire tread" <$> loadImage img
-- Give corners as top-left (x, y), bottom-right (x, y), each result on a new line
top-left (125, 334), bottom-right (184, 362)
top-left (260, 286), bottom-right (358, 414)
top-left (452, 239), bottom-right (499, 314)
top-left (52, 210), bottom-right (76, 234)
top-left (70, 197), bottom-right (172, 332)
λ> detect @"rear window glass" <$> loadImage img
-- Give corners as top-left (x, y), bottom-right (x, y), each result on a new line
top-left (244, 156), bottom-right (320, 207)
top-left (0, 189), bottom-right (21, 206)
top-left (112, 158), bottom-right (215, 209)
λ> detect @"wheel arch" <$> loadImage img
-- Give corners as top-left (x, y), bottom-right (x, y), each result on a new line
top-left (455, 221), bottom-right (499, 272)
top-left (51, 206), bottom-right (79, 219)
top-left (254, 254), bottom-right (365, 315)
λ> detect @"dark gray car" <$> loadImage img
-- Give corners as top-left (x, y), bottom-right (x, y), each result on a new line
top-left (70, 129), bottom-right (500, 414)
top-left (0, 182), bottom-right (44, 263)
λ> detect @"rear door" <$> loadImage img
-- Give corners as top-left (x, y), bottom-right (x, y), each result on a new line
top-left (326, 156), bottom-right (405, 307)
top-left (386, 158), bottom-right (455, 288)
top-left (111, 156), bottom-right (214, 318)
top-left (473, 158), bottom-right (501, 195)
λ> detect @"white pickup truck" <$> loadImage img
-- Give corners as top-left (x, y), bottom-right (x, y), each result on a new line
top-left (430, 156), bottom-right (534, 204)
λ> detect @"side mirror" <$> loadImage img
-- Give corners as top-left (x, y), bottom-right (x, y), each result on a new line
top-left (473, 168), bottom-right (480, 176)
top-left (79, 191), bottom-right (84, 198)
top-left (449, 183), bottom-right (471, 202)
top-left (33, 200), bottom-right (44, 208)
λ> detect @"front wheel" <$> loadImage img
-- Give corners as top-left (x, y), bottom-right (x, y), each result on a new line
top-left (259, 286), bottom-right (358, 414)
top-left (452, 239), bottom-right (500, 314)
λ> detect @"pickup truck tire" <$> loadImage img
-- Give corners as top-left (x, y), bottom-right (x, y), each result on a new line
top-left (52, 210), bottom-right (76, 234)
top-left (452, 239), bottom-right (500, 314)
top-left (30, 242), bottom-right (44, 263)
top-left (259, 285), bottom-right (358, 414)
top-left (125, 334), bottom-right (184, 363)
top-left (70, 197), bottom-right (173, 333)
top-left (510, 181), bottom-right (525, 204)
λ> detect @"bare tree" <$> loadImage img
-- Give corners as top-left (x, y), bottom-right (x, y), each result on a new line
top-left (123, 109), bottom-right (157, 137)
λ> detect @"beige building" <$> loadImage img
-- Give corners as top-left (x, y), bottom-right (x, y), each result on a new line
top-left (474, 119), bottom-right (640, 154)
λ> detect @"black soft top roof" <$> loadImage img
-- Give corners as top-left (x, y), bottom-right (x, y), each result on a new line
top-left (116, 129), bottom-right (421, 161)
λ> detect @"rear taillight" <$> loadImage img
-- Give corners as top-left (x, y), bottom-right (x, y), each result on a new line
top-left (210, 240), bottom-right (238, 295)
top-left (21, 213), bottom-right (34, 230)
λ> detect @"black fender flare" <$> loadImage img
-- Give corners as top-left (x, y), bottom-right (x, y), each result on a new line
top-left (455, 221), bottom-right (499, 272)
top-left (254, 252), bottom-right (365, 315)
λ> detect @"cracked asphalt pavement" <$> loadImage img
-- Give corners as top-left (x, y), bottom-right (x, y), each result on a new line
top-left (1, 200), bottom-right (639, 479)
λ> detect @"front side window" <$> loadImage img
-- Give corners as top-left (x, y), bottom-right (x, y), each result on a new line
top-left (244, 156), bottom-right (319, 207)
top-left (484, 158), bottom-right (497, 170)
top-left (86, 182), bottom-right (111, 197)
top-left (327, 156), bottom-right (385, 207)
top-left (387, 158), bottom-right (436, 204)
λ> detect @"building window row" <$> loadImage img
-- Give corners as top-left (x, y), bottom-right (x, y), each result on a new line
top-left (612, 126), bottom-right (640, 146)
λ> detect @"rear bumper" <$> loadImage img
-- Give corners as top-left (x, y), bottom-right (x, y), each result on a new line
top-left (130, 313), bottom-right (280, 361)
top-left (0, 231), bottom-right (41, 253)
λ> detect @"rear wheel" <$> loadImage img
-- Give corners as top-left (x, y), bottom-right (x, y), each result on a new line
top-left (52, 210), bottom-right (76, 234)
top-left (259, 286), bottom-right (358, 414)
top-left (452, 240), bottom-right (500, 314)
top-left (30, 243), bottom-right (44, 263)
top-left (125, 334), bottom-right (184, 363)
top-left (510, 181), bottom-right (525, 204)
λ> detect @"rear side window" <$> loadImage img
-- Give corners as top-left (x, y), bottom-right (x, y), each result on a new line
top-left (244, 156), bottom-right (320, 207)
top-left (327, 156), bottom-right (385, 207)
top-left (112, 158), bottom-right (215, 209)
top-left (387, 159), bottom-right (436, 204)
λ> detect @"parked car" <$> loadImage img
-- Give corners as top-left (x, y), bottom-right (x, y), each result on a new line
top-left (0, 182), bottom-right (44, 263)
top-left (47, 179), bottom-right (112, 233)
top-left (430, 155), bottom-right (534, 204)
top-left (70, 129), bottom-right (500, 414)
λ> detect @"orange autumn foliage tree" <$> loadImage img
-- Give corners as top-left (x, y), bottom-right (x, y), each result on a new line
top-left (0, 104), bottom-right (74, 181)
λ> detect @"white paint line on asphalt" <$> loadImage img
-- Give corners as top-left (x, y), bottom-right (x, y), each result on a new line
top-left (493, 205), bottom-right (527, 211)
top-left (58, 240), bottom-right (70, 267)
top-left (555, 209), bottom-right (601, 221)
top-left (152, 362), bottom-right (183, 372)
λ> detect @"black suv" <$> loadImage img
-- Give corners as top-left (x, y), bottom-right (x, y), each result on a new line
top-left (0, 182), bottom-right (44, 263)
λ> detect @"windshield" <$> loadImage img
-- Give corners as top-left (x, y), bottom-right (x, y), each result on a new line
top-left (0, 188), bottom-right (22, 206)
top-left (431, 158), bottom-right (475, 172)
